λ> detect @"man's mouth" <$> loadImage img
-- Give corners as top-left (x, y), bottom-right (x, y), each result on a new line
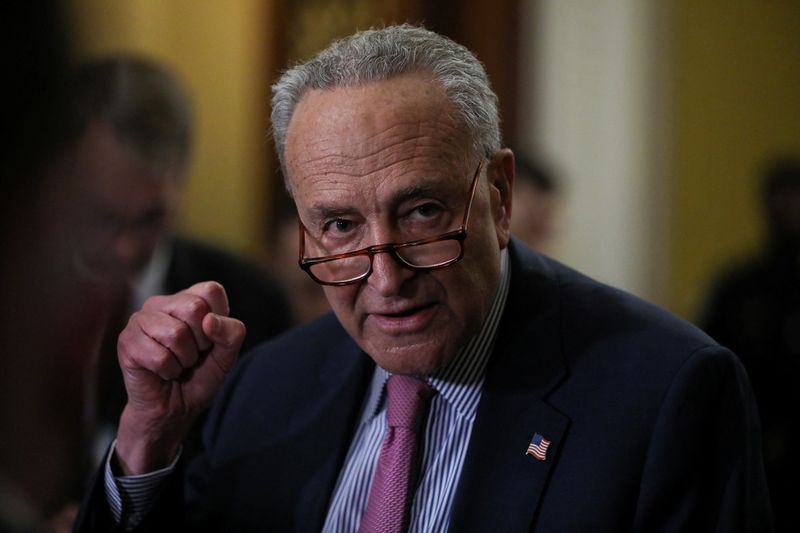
top-left (381, 305), bottom-right (426, 317)
top-left (369, 303), bottom-right (438, 333)
top-left (375, 301), bottom-right (435, 316)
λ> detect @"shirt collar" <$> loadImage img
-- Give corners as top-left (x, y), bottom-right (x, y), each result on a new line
top-left (364, 248), bottom-right (511, 422)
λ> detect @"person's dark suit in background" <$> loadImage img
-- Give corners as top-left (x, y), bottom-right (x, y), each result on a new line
top-left (55, 56), bottom-right (292, 527)
top-left (701, 156), bottom-right (800, 532)
top-left (75, 25), bottom-right (772, 532)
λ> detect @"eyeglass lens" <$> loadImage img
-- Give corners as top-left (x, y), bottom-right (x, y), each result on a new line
top-left (307, 237), bottom-right (463, 284)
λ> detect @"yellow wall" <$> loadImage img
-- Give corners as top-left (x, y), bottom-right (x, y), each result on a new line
top-left (69, 0), bottom-right (278, 257)
top-left (66, 0), bottom-right (800, 316)
top-left (671, 0), bottom-right (800, 319)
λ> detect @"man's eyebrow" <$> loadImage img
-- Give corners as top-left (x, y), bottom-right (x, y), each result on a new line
top-left (304, 180), bottom-right (458, 222)
top-left (393, 185), bottom-right (430, 203)
top-left (392, 182), bottom-right (454, 203)
top-left (306, 205), bottom-right (359, 223)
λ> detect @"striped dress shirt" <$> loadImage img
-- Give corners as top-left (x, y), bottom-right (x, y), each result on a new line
top-left (107, 250), bottom-right (510, 531)
top-left (322, 250), bottom-right (510, 532)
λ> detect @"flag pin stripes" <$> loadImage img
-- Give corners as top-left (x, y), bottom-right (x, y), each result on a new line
top-left (526, 433), bottom-right (551, 461)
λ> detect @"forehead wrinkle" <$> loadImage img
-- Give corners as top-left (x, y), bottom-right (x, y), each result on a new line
top-left (372, 112), bottom-right (468, 165)
top-left (295, 148), bottom-right (446, 195)
top-left (294, 97), bottom-right (468, 161)
top-left (297, 128), bottom-right (459, 176)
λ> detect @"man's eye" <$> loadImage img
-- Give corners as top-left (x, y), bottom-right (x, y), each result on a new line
top-left (328, 218), bottom-right (353, 233)
top-left (414, 203), bottom-right (442, 218)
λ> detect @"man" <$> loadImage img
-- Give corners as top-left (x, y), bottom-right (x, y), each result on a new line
top-left (58, 56), bottom-right (292, 512)
top-left (701, 157), bottom-right (800, 532)
top-left (76, 26), bottom-right (771, 532)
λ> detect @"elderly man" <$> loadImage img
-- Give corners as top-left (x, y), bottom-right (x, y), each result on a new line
top-left (76, 26), bottom-right (771, 532)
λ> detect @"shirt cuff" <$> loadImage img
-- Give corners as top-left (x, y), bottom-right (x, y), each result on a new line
top-left (103, 439), bottom-right (181, 530)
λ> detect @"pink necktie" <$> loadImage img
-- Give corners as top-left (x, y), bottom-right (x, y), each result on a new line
top-left (358, 375), bottom-right (436, 533)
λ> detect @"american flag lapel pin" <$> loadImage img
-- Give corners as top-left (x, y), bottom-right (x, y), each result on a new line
top-left (526, 432), bottom-right (551, 461)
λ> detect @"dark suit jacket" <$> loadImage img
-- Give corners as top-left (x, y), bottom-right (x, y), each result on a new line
top-left (76, 239), bottom-right (772, 532)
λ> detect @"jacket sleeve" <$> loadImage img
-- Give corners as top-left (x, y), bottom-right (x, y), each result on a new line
top-left (632, 346), bottom-right (773, 532)
top-left (71, 451), bottom-right (186, 533)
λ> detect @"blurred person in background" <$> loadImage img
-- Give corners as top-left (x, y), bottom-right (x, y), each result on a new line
top-left (509, 150), bottom-right (561, 253)
top-left (701, 155), bottom-right (800, 532)
top-left (47, 55), bottom-right (293, 529)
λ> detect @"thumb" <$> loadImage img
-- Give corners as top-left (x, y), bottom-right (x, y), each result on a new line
top-left (202, 313), bottom-right (246, 373)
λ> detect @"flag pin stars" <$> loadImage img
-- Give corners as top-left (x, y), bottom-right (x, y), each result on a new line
top-left (526, 432), bottom-right (551, 461)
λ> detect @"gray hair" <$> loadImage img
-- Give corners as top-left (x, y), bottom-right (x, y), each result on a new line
top-left (271, 24), bottom-right (501, 186)
top-left (67, 55), bottom-right (192, 173)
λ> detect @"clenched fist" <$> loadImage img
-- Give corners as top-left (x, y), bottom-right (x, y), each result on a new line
top-left (114, 281), bottom-right (245, 475)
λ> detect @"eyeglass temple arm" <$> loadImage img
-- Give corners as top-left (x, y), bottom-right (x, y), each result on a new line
top-left (460, 159), bottom-right (484, 227)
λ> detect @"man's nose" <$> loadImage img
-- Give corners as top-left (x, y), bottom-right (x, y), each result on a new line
top-left (367, 250), bottom-right (415, 296)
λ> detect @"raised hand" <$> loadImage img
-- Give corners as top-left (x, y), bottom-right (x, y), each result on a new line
top-left (114, 281), bottom-right (245, 475)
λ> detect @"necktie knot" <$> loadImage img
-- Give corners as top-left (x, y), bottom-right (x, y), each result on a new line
top-left (385, 375), bottom-right (436, 430)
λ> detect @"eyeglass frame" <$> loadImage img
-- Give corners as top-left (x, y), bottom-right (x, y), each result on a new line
top-left (297, 158), bottom-right (486, 286)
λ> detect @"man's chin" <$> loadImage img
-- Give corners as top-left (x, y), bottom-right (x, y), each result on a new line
top-left (367, 341), bottom-right (456, 376)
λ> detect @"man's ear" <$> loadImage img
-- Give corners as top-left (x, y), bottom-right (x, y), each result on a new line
top-left (488, 148), bottom-right (514, 249)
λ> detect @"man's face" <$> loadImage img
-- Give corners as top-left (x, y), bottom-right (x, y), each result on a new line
top-left (285, 72), bottom-right (512, 375)
top-left (69, 120), bottom-right (181, 281)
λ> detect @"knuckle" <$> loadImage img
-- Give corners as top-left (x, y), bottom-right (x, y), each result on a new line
top-left (193, 280), bottom-right (221, 298)
top-left (163, 323), bottom-right (189, 347)
top-left (205, 280), bottom-right (225, 295)
top-left (149, 348), bottom-right (177, 374)
top-left (117, 331), bottom-right (132, 353)
top-left (116, 336), bottom-right (131, 363)
top-left (117, 325), bottom-right (131, 344)
top-left (185, 296), bottom-right (210, 320)
top-left (117, 319), bottom-right (144, 360)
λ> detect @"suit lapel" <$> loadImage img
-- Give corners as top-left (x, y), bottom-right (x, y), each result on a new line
top-left (207, 326), bottom-right (375, 532)
top-left (292, 338), bottom-right (375, 531)
top-left (448, 241), bottom-right (570, 532)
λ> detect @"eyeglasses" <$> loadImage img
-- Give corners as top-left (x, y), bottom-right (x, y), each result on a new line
top-left (298, 159), bottom-right (485, 286)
